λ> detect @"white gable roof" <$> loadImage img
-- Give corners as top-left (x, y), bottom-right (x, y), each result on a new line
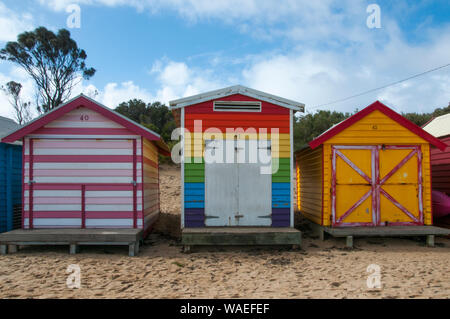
top-left (423, 113), bottom-right (450, 138)
top-left (169, 85), bottom-right (305, 111)
top-left (0, 116), bottom-right (21, 145)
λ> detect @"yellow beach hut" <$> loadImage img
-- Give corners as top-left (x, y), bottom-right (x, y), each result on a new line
top-left (295, 101), bottom-right (449, 247)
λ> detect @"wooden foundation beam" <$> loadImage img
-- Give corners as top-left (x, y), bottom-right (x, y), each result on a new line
top-left (346, 236), bottom-right (353, 248)
top-left (426, 235), bottom-right (434, 247)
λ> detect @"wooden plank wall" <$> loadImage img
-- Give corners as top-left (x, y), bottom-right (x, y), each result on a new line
top-left (0, 143), bottom-right (22, 233)
top-left (23, 106), bottom-right (145, 229)
top-left (430, 136), bottom-right (450, 195)
top-left (142, 138), bottom-right (160, 231)
top-left (323, 110), bottom-right (432, 225)
top-left (296, 146), bottom-right (323, 225)
top-left (184, 94), bottom-right (292, 227)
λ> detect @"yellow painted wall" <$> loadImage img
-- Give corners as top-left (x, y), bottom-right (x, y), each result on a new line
top-left (296, 146), bottom-right (323, 225)
top-left (298, 110), bottom-right (433, 226)
top-left (321, 110), bottom-right (431, 226)
top-left (326, 110), bottom-right (428, 145)
top-left (184, 132), bottom-right (291, 158)
top-left (143, 138), bottom-right (159, 216)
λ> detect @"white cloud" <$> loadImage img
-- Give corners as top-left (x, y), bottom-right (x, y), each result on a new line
top-left (29, 0), bottom-right (450, 113)
top-left (100, 81), bottom-right (153, 106)
top-left (59, 58), bottom-right (224, 108)
top-left (150, 59), bottom-right (225, 103)
top-left (0, 2), bottom-right (34, 42)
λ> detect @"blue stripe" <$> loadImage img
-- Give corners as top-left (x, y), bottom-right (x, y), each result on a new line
top-left (272, 182), bottom-right (290, 208)
top-left (272, 182), bottom-right (290, 189)
top-left (184, 183), bottom-right (205, 208)
top-left (185, 189), bottom-right (204, 196)
top-left (185, 182), bottom-right (205, 190)
top-left (185, 202), bottom-right (205, 208)
top-left (185, 195), bottom-right (204, 202)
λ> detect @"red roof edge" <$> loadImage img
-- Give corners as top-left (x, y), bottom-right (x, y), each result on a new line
top-left (308, 100), bottom-right (447, 151)
top-left (1, 95), bottom-right (166, 147)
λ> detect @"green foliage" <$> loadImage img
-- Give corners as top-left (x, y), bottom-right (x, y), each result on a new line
top-left (294, 110), bottom-right (352, 150)
top-left (115, 99), bottom-right (176, 144)
top-left (294, 102), bottom-right (450, 151)
top-left (0, 27), bottom-right (96, 113)
top-left (402, 103), bottom-right (450, 127)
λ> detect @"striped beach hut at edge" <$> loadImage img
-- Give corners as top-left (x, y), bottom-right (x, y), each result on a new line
top-left (1, 94), bottom-right (169, 234)
top-left (0, 116), bottom-right (22, 233)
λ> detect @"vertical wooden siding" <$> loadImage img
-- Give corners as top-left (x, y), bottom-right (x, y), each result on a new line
top-left (183, 95), bottom-right (291, 227)
top-left (0, 143), bottom-right (22, 233)
top-left (321, 110), bottom-right (432, 226)
top-left (22, 106), bottom-right (145, 229)
top-left (430, 136), bottom-right (450, 195)
top-left (296, 146), bottom-right (323, 225)
top-left (142, 138), bottom-right (160, 231)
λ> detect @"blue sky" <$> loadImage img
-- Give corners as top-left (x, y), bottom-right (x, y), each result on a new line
top-left (0, 0), bottom-right (449, 119)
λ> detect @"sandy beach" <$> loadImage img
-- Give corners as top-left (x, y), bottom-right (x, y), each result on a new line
top-left (0, 164), bottom-right (449, 299)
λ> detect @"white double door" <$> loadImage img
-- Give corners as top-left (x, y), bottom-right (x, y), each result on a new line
top-left (204, 139), bottom-right (272, 226)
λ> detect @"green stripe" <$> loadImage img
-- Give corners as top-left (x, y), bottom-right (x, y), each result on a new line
top-left (273, 158), bottom-right (290, 165)
top-left (185, 176), bottom-right (205, 183)
top-left (272, 170), bottom-right (290, 178)
top-left (185, 163), bottom-right (205, 171)
top-left (185, 170), bottom-right (205, 177)
top-left (272, 176), bottom-right (290, 183)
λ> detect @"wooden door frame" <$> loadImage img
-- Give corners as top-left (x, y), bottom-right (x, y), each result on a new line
top-left (331, 145), bottom-right (423, 227)
top-left (377, 145), bottom-right (423, 226)
top-left (331, 145), bottom-right (377, 227)
top-left (25, 137), bottom-right (138, 229)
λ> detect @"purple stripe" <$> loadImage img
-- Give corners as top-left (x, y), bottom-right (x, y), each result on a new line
top-left (272, 208), bottom-right (290, 227)
top-left (185, 208), bottom-right (205, 227)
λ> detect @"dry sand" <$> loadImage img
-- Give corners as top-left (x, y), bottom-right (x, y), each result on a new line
top-left (0, 164), bottom-right (449, 299)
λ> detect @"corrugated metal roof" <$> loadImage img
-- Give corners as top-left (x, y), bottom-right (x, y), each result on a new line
top-left (0, 116), bottom-right (21, 145)
top-left (422, 113), bottom-right (450, 138)
top-left (169, 85), bottom-right (305, 111)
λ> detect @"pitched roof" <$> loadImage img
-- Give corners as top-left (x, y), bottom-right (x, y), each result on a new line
top-left (422, 113), bottom-right (450, 138)
top-left (308, 100), bottom-right (447, 151)
top-left (0, 116), bottom-right (20, 138)
top-left (1, 94), bottom-right (170, 154)
top-left (169, 85), bottom-right (305, 111)
top-left (0, 116), bottom-right (21, 145)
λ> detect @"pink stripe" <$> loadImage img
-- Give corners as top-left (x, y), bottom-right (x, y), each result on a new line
top-left (1, 96), bottom-right (160, 143)
top-left (33, 140), bottom-right (135, 149)
top-left (24, 184), bottom-right (142, 191)
top-left (86, 212), bottom-right (143, 219)
top-left (24, 211), bottom-right (81, 218)
top-left (33, 127), bottom-right (135, 135)
top-left (26, 225), bottom-right (81, 229)
top-left (25, 155), bottom-right (134, 163)
top-left (24, 212), bottom-right (143, 218)
top-left (28, 169), bottom-right (140, 177)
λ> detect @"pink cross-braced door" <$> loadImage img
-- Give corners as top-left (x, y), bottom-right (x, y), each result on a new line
top-left (332, 145), bottom-right (423, 227)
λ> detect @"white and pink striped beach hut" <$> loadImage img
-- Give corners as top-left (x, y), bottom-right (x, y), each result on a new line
top-left (1, 94), bottom-right (169, 235)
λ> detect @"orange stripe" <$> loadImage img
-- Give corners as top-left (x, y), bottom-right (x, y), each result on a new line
top-left (185, 113), bottom-right (289, 121)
